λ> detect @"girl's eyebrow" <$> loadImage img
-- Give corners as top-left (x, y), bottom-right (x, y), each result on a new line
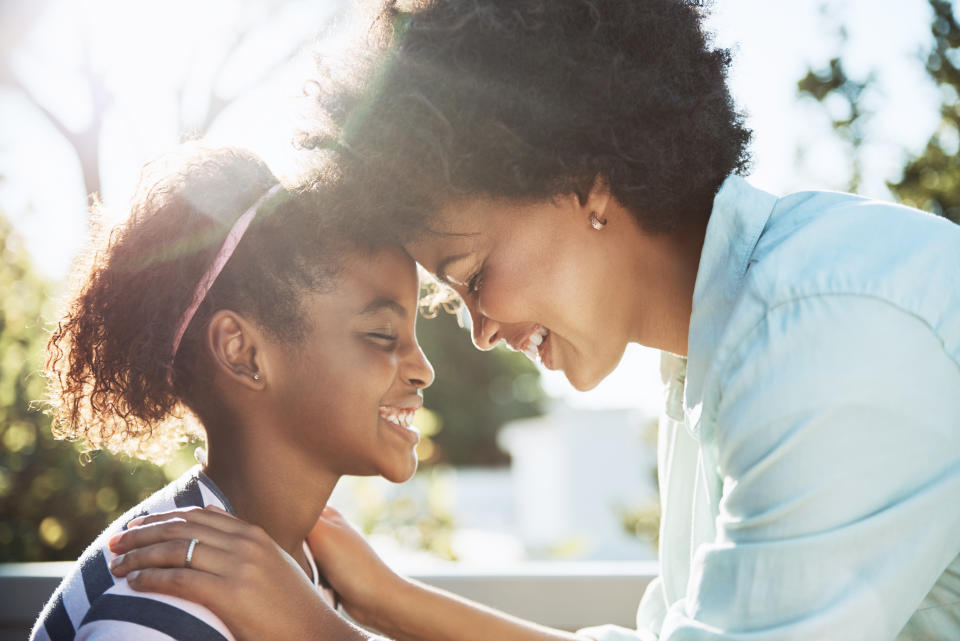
top-left (436, 253), bottom-right (471, 286)
top-left (361, 298), bottom-right (407, 317)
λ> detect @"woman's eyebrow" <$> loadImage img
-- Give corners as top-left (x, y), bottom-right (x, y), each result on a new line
top-left (436, 253), bottom-right (470, 286)
top-left (361, 298), bottom-right (407, 317)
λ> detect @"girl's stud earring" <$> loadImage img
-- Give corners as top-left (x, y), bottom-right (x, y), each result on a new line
top-left (252, 373), bottom-right (261, 382)
top-left (590, 213), bottom-right (607, 230)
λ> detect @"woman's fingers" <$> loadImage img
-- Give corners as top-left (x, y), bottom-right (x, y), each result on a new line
top-left (110, 539), bottom-right (231, 578)
top-left (108, 519), bottom-right (239, 556)
top-left (125, 567), bottom-right (224, 607)
top-left (126, 505), bottom-right (238, 530)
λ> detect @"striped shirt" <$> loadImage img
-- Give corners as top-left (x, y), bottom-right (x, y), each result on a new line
top-left (29, 467), bottom-right (323, 641)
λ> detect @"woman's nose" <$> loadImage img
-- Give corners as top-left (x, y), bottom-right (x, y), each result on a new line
top-left (468, 303), bottom-right (502, 351)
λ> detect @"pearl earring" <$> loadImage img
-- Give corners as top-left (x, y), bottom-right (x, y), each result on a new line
top-left (252, 373), bottom-right (261, 381)
top-left (590, 213), bottom-right (607, 230)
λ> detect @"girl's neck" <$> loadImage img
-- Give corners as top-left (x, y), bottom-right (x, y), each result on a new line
top-left (202, 428), bottom-right (339, 570)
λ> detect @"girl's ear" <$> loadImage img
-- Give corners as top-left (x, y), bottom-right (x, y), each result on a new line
top-left (205, 310), bottom-right (266, 390)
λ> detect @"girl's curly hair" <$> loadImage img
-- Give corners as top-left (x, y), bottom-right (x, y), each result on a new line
top-left (45, 144), bottom-right (368, 462)
top-left (304, 0), bottom-right (751, 237)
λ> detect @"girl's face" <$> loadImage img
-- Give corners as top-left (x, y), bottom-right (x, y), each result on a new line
top-left (407, 195), bottom-right (644, 391)
top-left (270, 247), bottom-right (434, 483)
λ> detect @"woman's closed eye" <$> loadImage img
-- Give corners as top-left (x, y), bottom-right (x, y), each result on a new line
top-left (466, 266), bottom-right (484, 295)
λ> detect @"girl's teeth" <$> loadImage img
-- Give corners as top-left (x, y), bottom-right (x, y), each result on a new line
top-left (529, 333), bottom-right (543, 347)
top-left (380, 408), bottom-right (418, 428)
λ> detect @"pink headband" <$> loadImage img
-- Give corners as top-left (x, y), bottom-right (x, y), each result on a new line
top-left (167, 183), bottom-right (283, 383)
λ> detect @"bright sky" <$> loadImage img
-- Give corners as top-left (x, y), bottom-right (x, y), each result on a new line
top-left (0, 0), bottom-right (943, 414)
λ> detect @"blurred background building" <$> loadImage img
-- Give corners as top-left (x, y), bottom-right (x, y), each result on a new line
top-left (1, 0), bottom-right (958, 566)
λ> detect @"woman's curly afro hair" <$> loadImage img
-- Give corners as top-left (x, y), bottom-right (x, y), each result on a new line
top-left (305, 0), bottom-right (752, 237)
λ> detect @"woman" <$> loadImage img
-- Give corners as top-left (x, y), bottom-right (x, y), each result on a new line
top-left (107, 1), bottom-right (960, 639)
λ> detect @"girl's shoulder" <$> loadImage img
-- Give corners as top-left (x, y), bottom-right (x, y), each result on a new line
top-left (30, 467), bottom-right (235, 641)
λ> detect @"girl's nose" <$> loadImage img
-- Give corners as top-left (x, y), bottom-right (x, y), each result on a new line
top-left (405, 343), bottom-right (435, 389)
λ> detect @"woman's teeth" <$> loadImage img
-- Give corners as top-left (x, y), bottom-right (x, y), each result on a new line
top-left (521, 326), bottom-right (550, 363)
top-left (379, 407), bottom-right (418, 429)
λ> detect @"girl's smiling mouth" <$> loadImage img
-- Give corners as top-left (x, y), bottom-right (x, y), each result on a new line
top-left (378, 406), bottom-right (421, 443)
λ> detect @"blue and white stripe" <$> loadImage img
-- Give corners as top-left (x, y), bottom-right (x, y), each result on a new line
top-left (31, 468), bottom-right (236, 641)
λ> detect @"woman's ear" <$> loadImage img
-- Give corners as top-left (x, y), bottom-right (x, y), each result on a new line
top-left (579, 174), bottom-right (612, 225)
top-left (205, 310), bottom-right (266, 391)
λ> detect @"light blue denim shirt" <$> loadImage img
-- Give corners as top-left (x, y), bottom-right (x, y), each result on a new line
top-left (580, 177), bottom-right (960, 641)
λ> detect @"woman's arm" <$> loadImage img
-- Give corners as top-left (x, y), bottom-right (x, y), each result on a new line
top-left (308, 507), bottom-right (586, 641)
top-left (109, 506), bottom-right (590, 641)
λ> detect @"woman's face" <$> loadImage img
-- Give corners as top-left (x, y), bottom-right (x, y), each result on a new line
top-left (407, 194), bottom-right (643, 391)
top-left (271, 246), bottom-right (434, 483)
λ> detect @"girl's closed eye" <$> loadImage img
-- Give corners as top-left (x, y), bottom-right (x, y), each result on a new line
top-left (366, 329), bottom-right (399, 349)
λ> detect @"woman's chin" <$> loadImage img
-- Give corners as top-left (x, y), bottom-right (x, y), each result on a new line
top-left (567, 373), bottom-right (603, 392)
top-left (563, 355), bottom-right (620, 391)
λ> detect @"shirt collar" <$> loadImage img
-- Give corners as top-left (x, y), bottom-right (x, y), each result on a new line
top-left (683, 175), bottom-right (778, 417)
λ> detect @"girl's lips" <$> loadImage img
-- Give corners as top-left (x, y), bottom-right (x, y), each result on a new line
top-left (379, 407), bottom-right (421, 444)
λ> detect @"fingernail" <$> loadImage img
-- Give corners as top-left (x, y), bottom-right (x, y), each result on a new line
top-left (108, 533), bottom-right (123, 550)
top-left (127, 516), bottom-right (145, 527)
top-left (109, 555), bottom-right (123, 571)
top-left (127, 570), bottom-right (140, 581)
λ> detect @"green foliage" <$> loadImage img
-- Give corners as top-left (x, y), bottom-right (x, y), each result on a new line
top-left (0, 214), bottom-right (189, 562)
top-left (889, 0), bottom-right (960, 223)
top-left (797, 56), bottom-right (873, 191)
top-left (344, 471), bottom-right (460, 561)
top-left (417, 309), bottom-right (544, 467)
top-left (797, 0), bottom-right (960, 223)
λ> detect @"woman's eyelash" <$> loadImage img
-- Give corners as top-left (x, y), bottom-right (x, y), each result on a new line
top-left (368, 332), bottom-right (398, 341)
top-left (467, 267), bottom-right (484, 294)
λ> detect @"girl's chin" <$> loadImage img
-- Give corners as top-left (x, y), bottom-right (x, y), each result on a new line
top-left (381, 458), bottom-right (418, 484)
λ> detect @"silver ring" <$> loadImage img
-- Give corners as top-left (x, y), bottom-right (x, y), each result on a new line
top-left (184, 537), bottom-right (199, 569)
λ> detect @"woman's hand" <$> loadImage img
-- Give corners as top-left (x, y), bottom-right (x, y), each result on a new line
top-left (107, 506), bottom-right (361, 641)
top-left (306, 506), bottom-right (408, 631)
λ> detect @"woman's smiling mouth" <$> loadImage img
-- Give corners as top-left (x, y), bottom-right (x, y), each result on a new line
top-left (511, 324), bottom-right (551, 365)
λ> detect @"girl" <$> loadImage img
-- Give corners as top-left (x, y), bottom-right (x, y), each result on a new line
top-left (31, 143), bottom-right (433, 641)
top-left (105, 1), bottom-right (960, 640)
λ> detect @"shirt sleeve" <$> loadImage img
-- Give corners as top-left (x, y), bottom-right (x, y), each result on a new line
top-left (659, 294), bottom-right (960, 640)
top-left (74, 588), bottom-right (234, 641)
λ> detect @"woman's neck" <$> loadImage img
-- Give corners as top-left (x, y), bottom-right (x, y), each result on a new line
top-left (628, 221), bottom-right (707, 356)
top-left (202, 426), bottom-right (339, 572)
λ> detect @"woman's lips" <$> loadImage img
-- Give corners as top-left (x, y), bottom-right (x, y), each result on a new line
top-left (511, 324), bottom-right (551, 365)
top-left (538, 329), bottom-right (556, 370)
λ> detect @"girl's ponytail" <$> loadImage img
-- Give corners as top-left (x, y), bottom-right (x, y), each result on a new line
top-left (45, 145), bottom-right (279, 462)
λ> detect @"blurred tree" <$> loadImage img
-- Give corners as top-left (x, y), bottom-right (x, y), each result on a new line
top-left (417, 309), bottom-right (544, 467)
top-left (796, 54), bottom-right (872, 193)
top-left (891, 0), bottom-right (960, 222)
top-left (797, 0), bottom-right (960, 223)
top-left (0, 0), bottom-right (334, 206)
top-left (0, 213), bottom-right (192, 562)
